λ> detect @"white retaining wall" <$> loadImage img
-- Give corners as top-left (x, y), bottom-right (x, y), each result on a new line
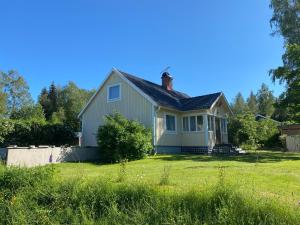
top-left (286, 135), bottom-right (300, 152)
top-left (5, 146), bottom-right (100, 167)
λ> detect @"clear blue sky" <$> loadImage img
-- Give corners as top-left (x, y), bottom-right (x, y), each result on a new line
top-left (0, 0), bottom-right (284, 103)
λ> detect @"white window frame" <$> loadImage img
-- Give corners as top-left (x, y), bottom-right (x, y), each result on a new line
top-left (107, 83), bottom-right (121, 103)
top-left (182, 113), bottom-right (205, 133)
top-left (164, 113), bottom-right (177, 134)
top-left (182, 116), bottom-right (189, 132)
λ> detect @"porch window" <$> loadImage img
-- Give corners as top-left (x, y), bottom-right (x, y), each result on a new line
top-left (165, 114), bottom-right (176, 132)
top-left (182, 116), bottom-right (189, 131)
top-left (208, 116), bottom-right (214, 131)
top-left (190, 116), bottom-right (196, 131)
top-left (196, 115), bottom-right (203, 131)
top-left (221, 118), bottom-right (227, 133)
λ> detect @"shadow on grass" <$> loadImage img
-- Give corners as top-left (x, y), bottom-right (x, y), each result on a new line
top-left (154, 151), bottom-right (300, 163)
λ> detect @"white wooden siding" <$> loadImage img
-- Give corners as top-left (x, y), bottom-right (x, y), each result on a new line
top-left (82, 71), bottom-right (153, 146)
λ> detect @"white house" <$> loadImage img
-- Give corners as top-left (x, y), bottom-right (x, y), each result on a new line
top-left (78, 68), bottom-right (232, 153)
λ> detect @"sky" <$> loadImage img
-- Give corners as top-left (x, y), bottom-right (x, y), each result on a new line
top-left (0, 0), bottom-right (284, 103)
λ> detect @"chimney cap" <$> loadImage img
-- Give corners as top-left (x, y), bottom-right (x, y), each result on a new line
top-left (161, 71), bottom-right (173, 79)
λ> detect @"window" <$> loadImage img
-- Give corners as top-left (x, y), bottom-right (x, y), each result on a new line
top-left (190, 116), bottom-right (196, 131)
top-left (182, 115), bottom-right (204, 132)
top-left (107, 84), bottom-right (121, 102)
top-left (182, 116), bottom-right (189, 131)
top-left (221, 118), bottom-right (227, 133)
top-left (165, 114), bottom-right (176, 132)
top-left (208, 115), bottom-right (214, 131)
top-left (197, 115), bottom-right (203, 131)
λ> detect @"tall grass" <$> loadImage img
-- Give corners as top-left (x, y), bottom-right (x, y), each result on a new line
top-left (0, 166), bottom-right (299, 225)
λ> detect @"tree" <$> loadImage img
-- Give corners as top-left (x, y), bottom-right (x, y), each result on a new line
top-left (0, 77), bottom-right (6, 116)
top-left (256, 83), bottom-right (275, 117)
top-left (231, 92), bottom-right (248, 115)
top-left (38, 87), bottom-right (51, 120)
top-left (0, 70), bottom-right (33, 115)
top-left (10, 104), bottom-right (46, 122)
top-left (247, 91), bottom-right (258, 114)
top-left (50, 107), bottom-right (66, 124)
top-left (270, 0), bottom-right (300, 44)
top-left (270, 0), bottom-right (300, 122)
top-left (60, 82), bottom-right (95, 131)
top-left (48, 82), bottom-right (58, 114)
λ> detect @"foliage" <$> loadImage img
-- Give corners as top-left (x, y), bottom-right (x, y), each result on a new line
top-left (228, 113), bottom-right (258, 147)
top-left (247, 91), bottom-right (258, 114)
top-left (256, 83), bottom-right (275, 117)
top-left (159, 164), bottom-right (172, 185)
top-left (231, 92), bottom-right (248, 115)
top-left (39, 82), bottom-right (95, 131)
top-left (0, 165), bottom-right (299, 224)
top-left (269, 1), bottom-right (300, 123)
top-left (0, 119), bottom-right (77, 147)
top-left (0, 70), bottom-right (33, 115)
top-left (97, 113), bottom-right (153, 163)
top-left (228, 112), bottom-right (280, 148)
top-left (10, 104), bottom-right (46, 121)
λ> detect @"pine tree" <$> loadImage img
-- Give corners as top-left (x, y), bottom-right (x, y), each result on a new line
top-left (247, 91), bottom-right (258, 115)
top-left (48, 82), bottom-right (58, 114)
top-left (231, 92), bottom-right (248, 115)
top-left (257, 83), bottom-right (275, 117)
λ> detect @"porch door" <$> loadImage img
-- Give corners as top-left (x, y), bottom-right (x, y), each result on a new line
top-left (215, 117), bottom-right (221, 144)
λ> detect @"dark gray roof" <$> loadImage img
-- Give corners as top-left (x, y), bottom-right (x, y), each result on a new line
top-left (120, 71), bottom-right (222, 111)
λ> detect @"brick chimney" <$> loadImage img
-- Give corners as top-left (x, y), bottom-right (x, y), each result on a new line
top-left (161, 72), bottom-right (173, 91)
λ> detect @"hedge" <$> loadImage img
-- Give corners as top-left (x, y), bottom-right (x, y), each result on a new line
top-left (0, 119), bottom-right (77, 147)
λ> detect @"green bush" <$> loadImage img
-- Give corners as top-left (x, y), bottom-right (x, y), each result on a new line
top-left (97, 113), bottom-right (153, 163)
top-left (0, 166), bottom-right (299, 225)
top-left (0, 119), bottom-right (77, 147)
top-left (228, 113), bottom-right (281, 149)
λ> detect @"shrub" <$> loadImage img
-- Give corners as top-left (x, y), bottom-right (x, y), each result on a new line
top-left (228, 113), bottom-right (281, 149)
top-left (97, 113), bottom-right (153, 163)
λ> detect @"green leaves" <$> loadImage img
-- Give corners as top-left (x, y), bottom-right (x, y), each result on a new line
top-left (97, 113), bottom-right (153, 163)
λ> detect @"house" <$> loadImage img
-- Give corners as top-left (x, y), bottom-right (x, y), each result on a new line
top-left (78, 68), bottom-right (233, 153)
top-left (280, 124), bottom-right (300, 152)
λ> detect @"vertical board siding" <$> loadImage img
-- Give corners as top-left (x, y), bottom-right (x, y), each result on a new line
top-left (82, 71), bottom-right (153, 146)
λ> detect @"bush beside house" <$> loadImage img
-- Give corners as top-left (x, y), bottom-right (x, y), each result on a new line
top-left (97, 113), bottom-right (153, 163)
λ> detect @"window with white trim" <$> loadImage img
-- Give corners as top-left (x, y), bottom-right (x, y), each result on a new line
top-left (165, 114), bottom-right (176, 132)
top-left (182, 115), bottom-right (204, 132)
top-left (190, 116), bottom-right (196, 131)
top-left (182, 116), bottom-right (189, 131)
top-left (107, 84), bottom-right (121, 102)
top-left (208, 115), bottom-right (214, 131)
top-left (196, 115), bottom-right (203, 131)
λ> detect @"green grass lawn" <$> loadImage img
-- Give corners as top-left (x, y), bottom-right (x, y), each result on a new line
top-left (55, 150), bottom-right (300, 206)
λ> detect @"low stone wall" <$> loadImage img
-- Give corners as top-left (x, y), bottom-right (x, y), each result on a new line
top-left (5, 146), bottom-right (100, 167)
top-left (286, 135), bottom-right (300, 152)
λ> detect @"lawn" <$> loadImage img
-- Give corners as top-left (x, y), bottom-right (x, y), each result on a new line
top-left (55, 150), bottom-right (300, 206)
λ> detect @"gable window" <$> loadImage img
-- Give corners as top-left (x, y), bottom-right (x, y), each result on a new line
top-left (165, 114), bottom-right (176, 132)
top-left (182, 116), bottom-right (189, 131)
top-left (107, 84), bottom-right (121, 102)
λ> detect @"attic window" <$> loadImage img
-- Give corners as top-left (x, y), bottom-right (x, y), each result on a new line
top-left (107, 84), bottom-right (121, 102)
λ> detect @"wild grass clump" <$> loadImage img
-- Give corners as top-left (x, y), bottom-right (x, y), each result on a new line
top-left (159, 164), bottom-right (172, 185)
top-left (116, 158), bottom-right (128, 182)
top-left (0, 166), bottom-right (299, 225)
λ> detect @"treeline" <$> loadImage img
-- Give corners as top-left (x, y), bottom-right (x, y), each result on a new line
top-left (0, 70), bottom-right (95, 146)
